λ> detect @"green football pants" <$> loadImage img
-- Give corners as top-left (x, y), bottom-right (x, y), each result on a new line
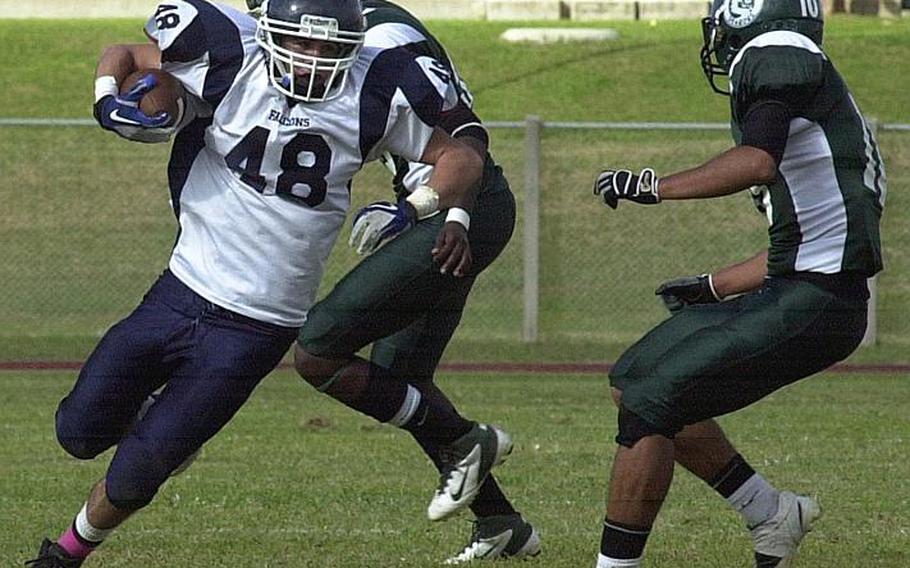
top-left (610, 276), bottom-right (868, 437)
top-left (298, 169), bottom-right (515, 382)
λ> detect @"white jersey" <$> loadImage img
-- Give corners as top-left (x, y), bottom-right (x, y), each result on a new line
top-left (144, 1), bottom-right (459, 326)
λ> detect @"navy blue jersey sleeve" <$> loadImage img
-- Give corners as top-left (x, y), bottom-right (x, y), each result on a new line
top-left (359, 47), bottom-right (459, 163)
top-left (144, 0), bottom-right (248, 109)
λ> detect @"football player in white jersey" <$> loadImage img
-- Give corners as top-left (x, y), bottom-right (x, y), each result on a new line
top-left (28, 0), bottom-right (494, 565)
top-left (590, 1), bottom-right (884, 567)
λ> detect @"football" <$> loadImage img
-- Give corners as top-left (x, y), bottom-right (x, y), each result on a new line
top-left (120, 68), bottom-right (185, 127)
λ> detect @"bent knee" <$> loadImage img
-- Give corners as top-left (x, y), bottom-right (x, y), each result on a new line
top-left (55, 403), bottom-right (115, 460)
top-left (294, 344), bottom-right (343, 389)
top-left (615, 404), bottom-right (679, 448)
top-left (57, 433), bottom-right (108, 460)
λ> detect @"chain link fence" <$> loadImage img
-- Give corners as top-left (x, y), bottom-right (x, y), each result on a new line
top-left (0, 119), bottom-right (906, 361)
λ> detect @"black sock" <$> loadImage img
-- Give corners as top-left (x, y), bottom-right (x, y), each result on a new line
top-left (601, 517), bottom-right (650, 560)
top-left (469, 477), bottom-right (518, 518)
top-left (399, 381), bottom-right (472, 446)
top-left (708, 454), bottom-right (756, 498)
top-left (346, 363), bottom-right (410, 423)
top-left (344, 364), bottom-right (471, 445)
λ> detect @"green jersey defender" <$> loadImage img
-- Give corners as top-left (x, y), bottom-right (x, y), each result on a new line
top-left (611, 0), bottom-right (885, 441)
top-left (287, 0), bottom-right (541, 563)
top-left (704, 0), bottom-right (885, 277)
top-left (599, 4), bottom-right (887, 565)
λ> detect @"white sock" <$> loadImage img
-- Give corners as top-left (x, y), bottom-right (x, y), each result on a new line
top-left (387, 385), bottom-right (421, 427)
top-left (596, 553), bottom-right (641, 567)
top-left (727, 473), bottom-right (780, 528)
top-left (75, 503), bottom-right (114, 543)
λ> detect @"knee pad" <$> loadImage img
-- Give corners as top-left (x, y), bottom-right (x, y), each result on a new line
top-left (615, 405), bottom-right (678, 448)
top-left (105, 485), bottom-right (154, 511)
top-left (104, 443), bottom-right (178, 510)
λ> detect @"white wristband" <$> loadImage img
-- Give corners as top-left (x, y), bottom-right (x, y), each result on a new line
top-left (94, 75), bottom-right (119, 103)
top-left (706, 273), bottom-right (723, 301)
top-left (445, 207), bottom-right (471, 231)
top-left (405, 185), bottom-right (440, 220)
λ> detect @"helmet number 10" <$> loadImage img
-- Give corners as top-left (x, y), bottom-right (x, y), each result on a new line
top-left (799, 0), bottom-right (820, 18)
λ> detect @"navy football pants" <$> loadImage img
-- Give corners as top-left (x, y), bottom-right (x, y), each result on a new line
top-left (55, 270), bottom-right (297, 509)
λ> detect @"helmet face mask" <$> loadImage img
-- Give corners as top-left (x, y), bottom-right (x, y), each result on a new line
top-left (699, 0), bottom-right (824, 96)
top-left (256, 0), bottom-right (365, 102)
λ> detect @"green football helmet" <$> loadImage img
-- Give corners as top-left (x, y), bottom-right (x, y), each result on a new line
top-left (700, 0), bottom-right (824, 94)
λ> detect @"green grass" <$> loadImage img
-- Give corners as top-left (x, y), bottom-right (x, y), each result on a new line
top-left (0, 14), bottom-right (907, 568)
top-left (2, 17), bottom-right (908, 122)
top-left (2, 369), bottom-right (908, 566)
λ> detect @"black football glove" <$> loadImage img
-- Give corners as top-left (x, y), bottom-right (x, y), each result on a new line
top-left (655, 274), bottom-right (722, 313)
top-left (593, 167), bottom-right (660, 209)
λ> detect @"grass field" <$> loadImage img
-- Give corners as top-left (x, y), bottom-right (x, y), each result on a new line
top-left (2, 369), bottom-right (908, 566)
top-left (0, 13), bottom-right (908, 567)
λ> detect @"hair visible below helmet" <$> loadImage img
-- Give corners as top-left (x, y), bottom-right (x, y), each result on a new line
top-left (256, 0), bottom-right (365, 102)
top-left (700, 0), bottom-right (824, 95)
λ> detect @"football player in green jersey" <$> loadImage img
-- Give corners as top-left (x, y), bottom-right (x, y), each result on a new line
top-left (591, 0), bottom-right (885, 567)
top-left (257, 0), bottom-right (541, 563)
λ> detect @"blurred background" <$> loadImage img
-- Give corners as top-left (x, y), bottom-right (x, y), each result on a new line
top-left (0, 12), bottom-right (906, 366)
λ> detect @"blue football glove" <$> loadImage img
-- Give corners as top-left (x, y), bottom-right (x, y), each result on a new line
top-left (594, 167), bottom-right (660, 209)
top-left (93, 73), bottom-right (174, 143)
top-left (349, 200), bottom-right (417, 255)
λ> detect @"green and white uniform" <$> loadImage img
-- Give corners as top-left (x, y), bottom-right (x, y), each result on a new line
top-left (610, 31), bottom-right (885, 440)
top-left (729, 30), bottom-right (885, 277)
top-left (298, 1), bottom-right (515, 381)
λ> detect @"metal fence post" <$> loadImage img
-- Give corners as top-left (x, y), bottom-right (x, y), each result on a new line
top-left (862, 275), bottom-right (878, 346)
top-left (522, 115), bottom-right (541, 342)
top-left (861, 117), bottom-right (881, 347)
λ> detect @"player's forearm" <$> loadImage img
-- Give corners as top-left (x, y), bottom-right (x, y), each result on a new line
top-left (424, 138), bottom-right (483, 210)
top-left (711, 250), bottom-right (768, 298)
top-left (658, 146), bottom-right (777, 201)
top-left (96, 44), bottom-right (161, 83)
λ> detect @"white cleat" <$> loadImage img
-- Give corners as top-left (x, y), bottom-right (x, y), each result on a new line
top-left (446, 514), bottom-right (541, 564)
top-left (751, 491), bottom-right (822, 567)
top-left (428, 423), bottom-right (513, 522)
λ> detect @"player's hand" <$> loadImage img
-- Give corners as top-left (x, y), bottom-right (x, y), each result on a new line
top-left (349, 200), bottom-right (417, 255)
top-left (93, 73), bottom-right (173, 144)
top-left (655, 274), bottom-right (722, 313)
top-left (432, 221), bottom-right (472, 277)
top-left (593, 167), bottom-right (660, 209)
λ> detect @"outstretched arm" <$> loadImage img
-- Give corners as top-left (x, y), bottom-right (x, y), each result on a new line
top-left (594, 100), bottom-right (791, 208)
top-left (657, 146), bottom-right (777, 201)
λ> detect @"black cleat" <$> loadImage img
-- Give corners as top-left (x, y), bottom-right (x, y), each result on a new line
top-left (25, 539), bottom-right (84, 567)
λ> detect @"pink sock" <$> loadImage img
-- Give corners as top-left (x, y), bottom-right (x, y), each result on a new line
top-left (57, 526), bottom-right (96, 559)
